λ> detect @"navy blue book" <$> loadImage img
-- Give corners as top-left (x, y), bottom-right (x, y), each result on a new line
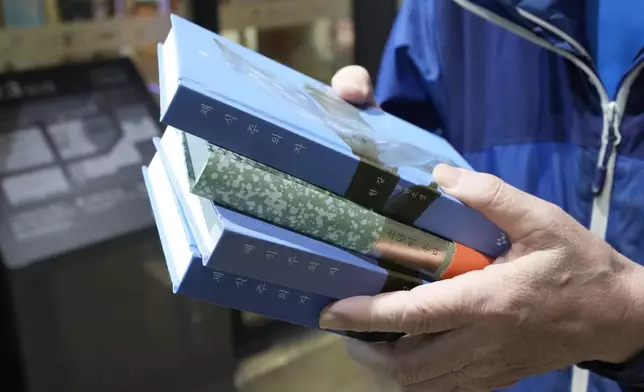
top-left (142, 146), bottom-right (422, 342)
top-left (156, 14), bottom-right (510, 259)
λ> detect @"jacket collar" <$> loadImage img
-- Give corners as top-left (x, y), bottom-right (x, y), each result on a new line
top-left (457, 0), bottom-right (590, 60)
top-left (509, 1), bottom-right (587, 47)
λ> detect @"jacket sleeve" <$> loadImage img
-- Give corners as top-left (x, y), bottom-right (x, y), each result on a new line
top-left (578, 349), bottom-right (644, 390)
top-left (374, 0), bottom-right (447, 136)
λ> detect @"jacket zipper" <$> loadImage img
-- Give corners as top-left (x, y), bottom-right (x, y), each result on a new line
top-left (514, 8), bottom-right (628, 201)
top-left (514, 8), bottom-right (592, 60)
top-left (450, 0), bottom-right (632, 232)
top-left (592, 102), bottom-right (618, 195)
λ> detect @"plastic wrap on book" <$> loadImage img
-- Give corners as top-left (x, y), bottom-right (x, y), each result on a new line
top-left (212, 35), bottom-right (455, 223)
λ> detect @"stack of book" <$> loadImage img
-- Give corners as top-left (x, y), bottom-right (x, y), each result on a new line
top-left (143, 14), bottom-right (510, 342)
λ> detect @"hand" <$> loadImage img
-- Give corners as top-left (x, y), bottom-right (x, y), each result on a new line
top-left (318, 163), bottom-right (644, 391)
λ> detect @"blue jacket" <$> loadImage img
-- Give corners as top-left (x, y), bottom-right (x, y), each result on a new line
top-left (375, 1), bottom-right (644, 391)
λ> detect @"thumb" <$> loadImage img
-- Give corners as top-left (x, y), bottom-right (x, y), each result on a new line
top-left (319, 270), bottom-right (495, 334)
top-left (433, 164), bottom-right (559, 242)
top-left (331, 65), bottom-right (378, 107)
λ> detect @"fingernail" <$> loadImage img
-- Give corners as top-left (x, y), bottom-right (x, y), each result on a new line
top-left (433, 164), bottom-right (463, 190)
top-left (319, 308), bottom-right (340, 330)
top-left (348, 83), bottom-right (370, 99)
top-left (358, 84), bottom-right (371, 99)
top-left (319, 302), bottom-right (342, 329)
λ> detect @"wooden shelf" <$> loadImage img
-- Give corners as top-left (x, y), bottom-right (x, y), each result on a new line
top-left (0, 0), bottom-right (350, 73)
top-left (0, 14), bottom-right (171, 72)
top-left (219, 0), bottom-right (349, 30)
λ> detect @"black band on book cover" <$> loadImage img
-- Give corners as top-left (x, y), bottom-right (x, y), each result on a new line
top-left (344, 160), bottom-right (399, 211)
top-left (382, 184), bottom-right (441, 225)
top-left (344, 269), bottom-right (424, 343)
top-left (376, 259), bottom-right (433, 281)
top-left (345, 160), bottom-right (441, 226)
top-left (380, 269), bottom-right (424, 292)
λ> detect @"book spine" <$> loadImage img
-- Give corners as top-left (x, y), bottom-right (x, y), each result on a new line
top-left (161, 84), bottom-right (508, 259)
top-left (206, 229), bottom-right (424, 300)
top-left (179, 258), bottom-right (331, 331)
top-left (179, 257), bottom-right (403, 342)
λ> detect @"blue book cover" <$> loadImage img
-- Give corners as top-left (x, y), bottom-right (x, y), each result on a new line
top-left (154, 126), bottom-right (428, 299)
top-left (156, 14), bottom-right (509, 258)
top-left (142, 148), bottom-right (409, 342)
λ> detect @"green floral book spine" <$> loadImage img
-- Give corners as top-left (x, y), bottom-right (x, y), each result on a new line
top-left (180, 130), bottom-right (491, 279)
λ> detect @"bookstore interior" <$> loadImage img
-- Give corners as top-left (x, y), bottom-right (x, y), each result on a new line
top-left (0, 1), bottom-right (406, 392)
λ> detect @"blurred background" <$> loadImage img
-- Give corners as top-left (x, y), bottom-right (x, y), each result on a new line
top-left (0, 1), bottom-right (404, 392)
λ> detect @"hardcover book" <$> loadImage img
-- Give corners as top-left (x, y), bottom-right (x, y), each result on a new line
top-left (157, 13), bottom-right (510, 258)
top-left (155, 126), bottom-right (426, 295)
top-left (143, 145), bottom-right (418, 342)
top-left (179, 128), bottom-right (492, 280)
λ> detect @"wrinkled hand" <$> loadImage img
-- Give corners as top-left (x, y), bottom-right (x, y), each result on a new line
top-left (321, 66), bottom-right (644, 391)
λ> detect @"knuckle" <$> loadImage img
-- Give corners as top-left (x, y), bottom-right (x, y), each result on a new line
top-left (539, 201), bottom-right (566, 225)
top-left (365, 299), bottom-right (376, 332)
top-left (525, 201), bottom-right (570, 244)
top-left (544, 200), bottom-right (564, 215)
top-left (479, 174), bottom-right (507, 210)
top-left (399, 300), bottom-right (429, 335)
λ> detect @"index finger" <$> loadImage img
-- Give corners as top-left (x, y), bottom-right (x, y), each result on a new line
top-left (319, 270), bottom-right (494, 334)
